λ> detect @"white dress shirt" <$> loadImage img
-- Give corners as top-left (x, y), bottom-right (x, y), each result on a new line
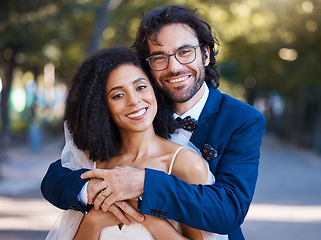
top-left (170, 83), bottom-right (209, 147)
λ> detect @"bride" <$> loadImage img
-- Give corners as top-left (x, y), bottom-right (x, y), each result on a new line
top-left (46, 46), bottom-right (217, 240)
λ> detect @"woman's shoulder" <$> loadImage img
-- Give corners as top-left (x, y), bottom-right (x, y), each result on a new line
top-left (169, 145), bottom-right (208, 185)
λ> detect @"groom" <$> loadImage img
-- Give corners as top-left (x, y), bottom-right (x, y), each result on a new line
top-left (41, 5), bottom-right (265, 240)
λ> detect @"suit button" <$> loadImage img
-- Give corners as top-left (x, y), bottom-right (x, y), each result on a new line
top-left (70, 205), bottom-right (78, 210)
top-left (154, 209), bottom-right (160, 216)
top-left (160, 211), bottom-right (167, 217)
top-left (150, 208), bottom-right (156, 215)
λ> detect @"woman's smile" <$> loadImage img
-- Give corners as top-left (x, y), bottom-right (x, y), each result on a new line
top-left (126, 108), bottom-right (147, 120)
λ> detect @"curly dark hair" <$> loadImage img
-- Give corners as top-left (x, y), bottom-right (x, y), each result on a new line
top-left (64, 46), bottom-right (177, 162)
top-left (132, 5), bottom-right (220, 87)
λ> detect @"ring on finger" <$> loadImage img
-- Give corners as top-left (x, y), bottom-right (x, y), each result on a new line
top-left (101, 189), bottom-right (107, 198)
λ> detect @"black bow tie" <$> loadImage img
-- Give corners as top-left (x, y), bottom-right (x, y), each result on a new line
top-left (175, 116), bottom-right (198, 132)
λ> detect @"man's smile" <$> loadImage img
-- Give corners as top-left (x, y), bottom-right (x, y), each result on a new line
top-left (167, 75), bottom-right (190, 84)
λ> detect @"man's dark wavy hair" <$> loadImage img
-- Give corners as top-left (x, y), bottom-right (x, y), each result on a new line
top-left (132, 5), bottom-right (220, 87)
top-left (64, 46), bottom-right (177, 162)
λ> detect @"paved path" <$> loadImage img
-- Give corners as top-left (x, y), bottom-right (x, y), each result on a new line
top-left (0, 133), bottom-right (320, 239)
top-left (0, 138), bottom-right (64, 240)
top-left (242, 134), bottom-right (321, 240)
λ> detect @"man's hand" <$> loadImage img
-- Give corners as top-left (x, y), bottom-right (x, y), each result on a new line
top-left (87, 177), bottom-right (104, 205)
top-left (82, 166), bottom-right (145, 223)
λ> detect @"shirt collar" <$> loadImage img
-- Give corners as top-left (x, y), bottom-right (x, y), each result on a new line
top-left (173, 83), bottom-right (209, 121)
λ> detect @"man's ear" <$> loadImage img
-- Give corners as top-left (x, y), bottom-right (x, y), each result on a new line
top-left (202, 45), bottom-right (210, 67)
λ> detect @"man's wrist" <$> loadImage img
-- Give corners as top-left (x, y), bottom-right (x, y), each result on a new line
top-left (78, 181), bottom-right (89, 206)
top-left (139, 168), bottom-right (146, 199)
top-left (137, 169), bottom-right (146, 208)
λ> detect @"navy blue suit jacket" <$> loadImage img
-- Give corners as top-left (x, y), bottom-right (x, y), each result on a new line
top-left (41, 81), bottom-right (266, 239)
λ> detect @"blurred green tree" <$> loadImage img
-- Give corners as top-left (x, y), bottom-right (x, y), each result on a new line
top-left (0, 0), bottom-right (63, 139)
top-left (0, 0), bottom-right (98, 141)
top-left (0, 0), bottom-right (320, 151)
top-left (204, 0), bottom-right (321, 148)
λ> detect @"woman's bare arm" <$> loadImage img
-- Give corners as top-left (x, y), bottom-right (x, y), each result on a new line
top-left (171, 148), bottom-right (209, 240)
top-left (140, 214), bottom-right (189, 240)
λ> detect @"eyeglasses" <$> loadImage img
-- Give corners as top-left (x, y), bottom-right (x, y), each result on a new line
top-left (146, 44), bottom-right (202, 71)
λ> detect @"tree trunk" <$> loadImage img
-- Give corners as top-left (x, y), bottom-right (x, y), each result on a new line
top-left (88, 0), bottom-right (111, 53)
top-left (246, 87), bottom-right (256, 106)
top-left (0, 58), bottom-right (15, 141)
top-left (284, 97), bottom-right (294, 141)
top-left (313, 106), bottom-right (321, 153)
top-left (88, 0), bottom-right (123, 53)
top-left (296, 86), bottom-right (308, 145)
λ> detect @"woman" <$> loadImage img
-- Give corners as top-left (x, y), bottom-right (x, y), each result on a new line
top-left (46, 46), bottom-right (216, 240)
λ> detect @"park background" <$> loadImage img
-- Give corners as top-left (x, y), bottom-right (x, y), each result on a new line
top-left (0, 0), bottom-right (321, 239)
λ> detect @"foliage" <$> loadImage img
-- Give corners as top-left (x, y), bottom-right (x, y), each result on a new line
top-left (0, 0), bottom-right (320, 149)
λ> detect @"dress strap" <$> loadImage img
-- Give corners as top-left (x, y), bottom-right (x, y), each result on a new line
top-left (168, 146), bottom-right (185, 175)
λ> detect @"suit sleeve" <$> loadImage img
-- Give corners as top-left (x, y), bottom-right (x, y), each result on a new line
top-left (41, 159), bottom-right (90, 213)
top-left (139, 112), bottom-right (266, 234)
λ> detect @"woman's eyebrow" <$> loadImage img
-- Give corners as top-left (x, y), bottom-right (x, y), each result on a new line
top-left (108, 85), bottom-right (123, 95)
top-left (108, 78), bottom-right (147, 94)
top-left (133, 78), bottom-right (146, 84)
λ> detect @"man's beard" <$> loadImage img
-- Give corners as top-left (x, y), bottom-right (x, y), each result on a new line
top-left (160, 70), bottom-right (205, 103)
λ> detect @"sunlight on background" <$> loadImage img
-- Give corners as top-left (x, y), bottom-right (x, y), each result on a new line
top-left (0, 197), bottom-right (62, 231)
top-left (219, 80), bottom-right (247, 103)
top-left (1, 198), bottom-right (320, 231)
top-left (44, 63), bottom-right (55, 107)
top-left (10, 88), bottom-right (26, 112)
top-left (6, 62), bottom-right (66, 124)
top-left (247, 204), bottom-right (321, 222)
top-left (0, 77), bottom-right (2, 93)
top-left (306, 20), bottom-right (318, 32)
top-left (302, 0), bottom-right (314, 13)
top-left (278, 48), bottom-right (298, 61)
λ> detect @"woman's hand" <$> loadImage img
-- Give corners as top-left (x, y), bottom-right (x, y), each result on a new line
top-left (73, 208), bottom-right (121, 240)
top-left (86, 208), bottom-right (122, 227)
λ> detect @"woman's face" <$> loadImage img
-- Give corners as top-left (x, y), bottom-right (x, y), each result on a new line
top-left (106, 64), bottom-right (157, 133)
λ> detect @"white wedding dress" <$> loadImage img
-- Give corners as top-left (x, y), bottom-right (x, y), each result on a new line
top-left (45, 124), bottom-right (227, 240)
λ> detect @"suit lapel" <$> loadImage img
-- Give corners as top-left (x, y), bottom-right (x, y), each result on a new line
top-left (190, 81), bottom-right (222, 150)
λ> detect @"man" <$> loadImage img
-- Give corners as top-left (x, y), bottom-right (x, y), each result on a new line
top-left (41, 5), bottom-right (265, 240)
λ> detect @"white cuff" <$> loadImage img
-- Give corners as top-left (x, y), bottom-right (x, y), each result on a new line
top-left (77, 181), bottom-right (89, 206)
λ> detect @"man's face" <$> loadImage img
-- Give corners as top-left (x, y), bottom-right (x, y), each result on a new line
top-left (147, 23), bottom-right (209, 104)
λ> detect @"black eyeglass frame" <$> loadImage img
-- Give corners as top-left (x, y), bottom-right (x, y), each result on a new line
top-left (146, 44), bottom-right (202, 71)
